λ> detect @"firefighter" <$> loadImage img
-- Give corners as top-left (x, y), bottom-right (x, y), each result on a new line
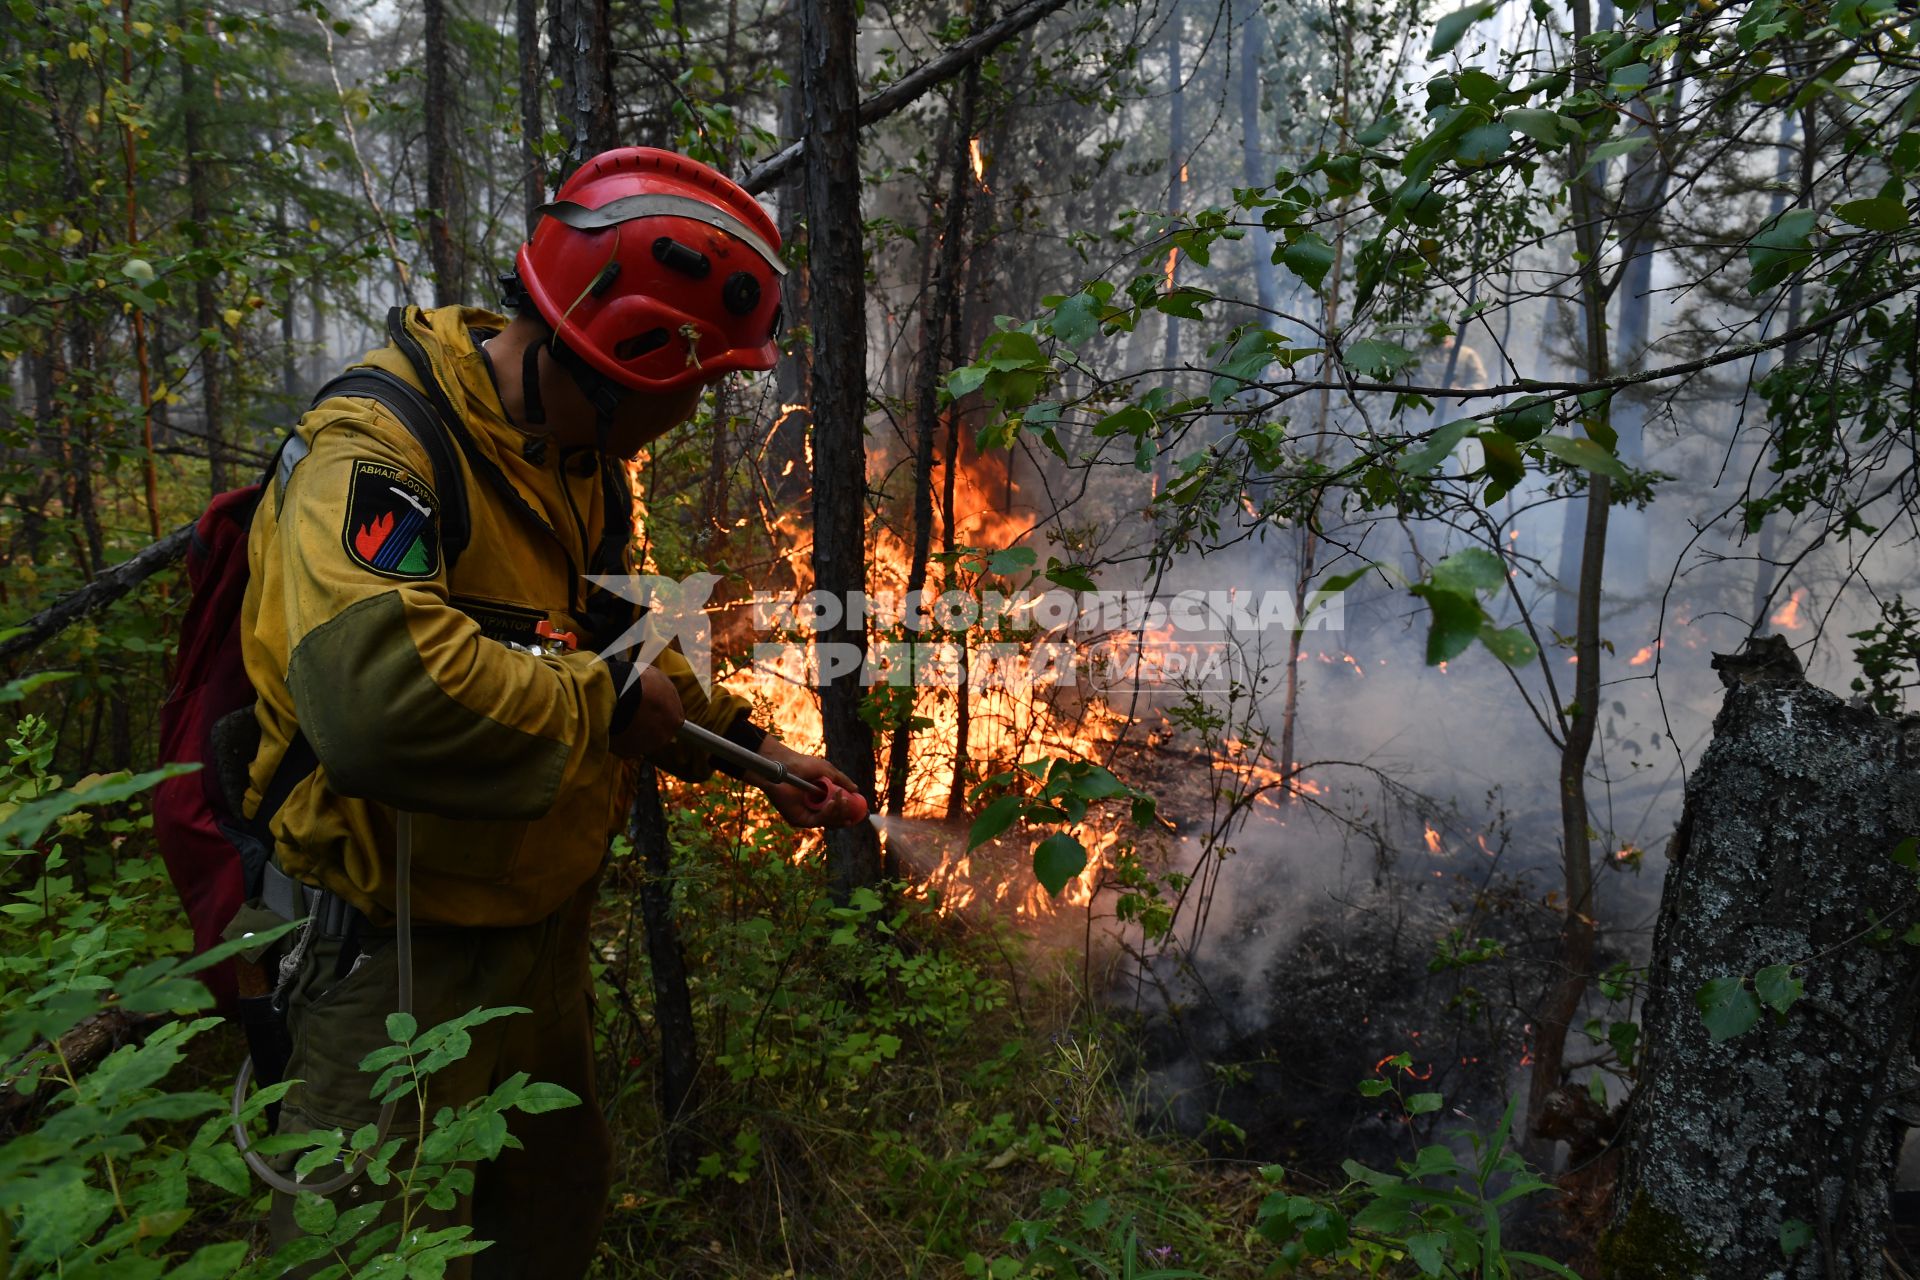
top-left (238, 146), bottom-right (860, 1276)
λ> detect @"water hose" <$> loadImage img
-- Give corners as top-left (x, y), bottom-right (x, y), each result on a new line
top-left (231, 811), bottom-right (414, 1196)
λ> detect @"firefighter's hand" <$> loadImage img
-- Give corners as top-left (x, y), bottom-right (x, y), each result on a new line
top-left (758, 738), bottom-right (865, 828)
top-left (610, 664), bottom-right (685, 758)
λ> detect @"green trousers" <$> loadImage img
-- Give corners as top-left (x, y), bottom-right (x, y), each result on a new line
top-left (267, 885), bottom-right (610, 1278)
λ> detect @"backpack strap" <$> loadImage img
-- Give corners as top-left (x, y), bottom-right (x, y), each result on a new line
top-left (382, 306), bottom-right (640, 650)
top-left (248, 366), bottom-right (476, 841)
top-left (305, 367), bottom-right (473, 570)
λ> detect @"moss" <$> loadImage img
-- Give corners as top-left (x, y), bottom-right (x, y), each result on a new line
top-left (1596, 1191), bottom-right (1710, 1280)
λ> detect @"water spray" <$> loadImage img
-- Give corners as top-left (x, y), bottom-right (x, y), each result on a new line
top-left (675, 721), bottom-right (872, 826)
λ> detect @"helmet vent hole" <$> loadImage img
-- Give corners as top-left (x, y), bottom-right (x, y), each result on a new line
top-left (652, 237), bottom-right (711, 278)
top-left (723, 271), bottom-right (762, 317)
top-left (615, 328), bottom-right (671, 361)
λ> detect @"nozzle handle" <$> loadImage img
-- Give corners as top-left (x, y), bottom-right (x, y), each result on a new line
top-left (674, 721), bottom-right (826, 799)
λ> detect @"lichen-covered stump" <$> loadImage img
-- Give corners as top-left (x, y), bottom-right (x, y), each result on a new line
top-left (1603, 636), bottom-right (1920, 1279)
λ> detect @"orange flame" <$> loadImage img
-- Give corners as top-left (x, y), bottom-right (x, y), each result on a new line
top-left (968, 138), bottom-right (988, 189)
top-left (1423, 823), bottom-right (1442, 855)
top-left (1771, 588), bottom-right (1805, 631)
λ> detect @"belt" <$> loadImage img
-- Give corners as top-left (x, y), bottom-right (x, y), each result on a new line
top-left (260, 861), bottom-right (364, 939)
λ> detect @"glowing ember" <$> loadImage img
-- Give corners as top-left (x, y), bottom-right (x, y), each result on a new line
top-left (1423, 823), bottom-right (1442, 855)
top-left (1163, 246), bottom-right (1178, 290)
top-left (1771, 588), bottom-right (1806, 631)
top-left (968, 137), bottom-right (988, 187)
top-left (1628, 642), bottom-right (1660, 666)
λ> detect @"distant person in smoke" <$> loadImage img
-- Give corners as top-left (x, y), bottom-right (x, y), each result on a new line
top-left (235, 146), bottom-right (863, 1276)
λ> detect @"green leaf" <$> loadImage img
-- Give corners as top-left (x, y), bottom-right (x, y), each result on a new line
top-left (1342, 337), bottom-right (1417, 380)
top-left (1398, 419), bottom-right (1477, 474)
top-left (1780, 1218), bottom-right (1812, 1256)
top-left (1429, 547), bottom-right (1506, 594)
top-left (946, 364), bottom-right (987, 398)
top-left (1579, 134), bottom-right (1650, 177)
top-left (513, 1082), bottom-right (582, 1115)
top-left (1281, 231), bottom-right (1336, 291)
top-left (1835, 196), bottom-right (1909, 232)
top-left (1747, 208), bottom-right (1817, 295)
top-left (1051, 291), bottom-right (1102, 346)
top-left (1478, 624), bottom-right (1538, 666)
top-left (1357, 1078), bottom-right (1392, 1097)
top-left (0, 763), bottom-right (199, 849)
top-left (1405, 1092), bottom-right (1443, 1115)
top-left (1044, 558), bottom-right (1097, 591)
top-left (1430, 2), bottom-right (1496, 57)
top-left (1404, 1231), bottom-right (1447, 1276)
top-left (1032, 833), bottom-right (1088, 896)
top-left (1891, 836), bottom-right (1919, 870)
top-left (1754, 964), bottom-right (1803, 1016)
top-left (121, 258), bottom-right (156, 285)
top-left (1454, 67), bottom-right (1505, 104)
top-left (1696, 975), bottom-right (1761, 1043)
top-left (1455, 122), bottom-right (1513, 166)
top-left (385, 1011), bottom-right (418, 1044)
top-left (986, 546), bottom-right (1037, 575)
top-left (1535, 433), bottom-right (1629, 481)
top-left (1416, 587), bottom-right (1484, 665)
top-left (1608, 63), bottom-right (1652, 96)
top-left (968, 794), bottom-right (1023, 850)
top-left (1505, 108), bottom-right (1568, 147)
top-left (1072, 767), bottom-right (1130, 800)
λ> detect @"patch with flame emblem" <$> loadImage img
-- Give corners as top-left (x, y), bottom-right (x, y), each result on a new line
top-left (342, 459), bottom-right (440, 579)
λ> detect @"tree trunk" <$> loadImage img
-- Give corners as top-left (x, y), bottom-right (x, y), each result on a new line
top-left (1602, 636), bottom-right (1920, 1279)
top-left (516, 0), bottom-right (545, 231)
top-left (548, 0), bottom-right (615, 176)
top-left (1236, 0), bottom-right (1277, 317)
top-left (801, 0), bottom-right (882, 897)
top-left (629, 764), bottom-right (699, 1180)
top-left (768, 2), bottom-right (812, 513)
top-left (1528, 0), bottom-right (1613, 1151)
top-left (1749, 110), bottom-right (1810, 631)
top-left (423, 0), bottom-right (466, 306)
top-left (1160, 0), bottom-right (1185, 433)
top-left (886, 61), bottom-right (980, 821)
top-left (178, 0), bottom-right (227, 494)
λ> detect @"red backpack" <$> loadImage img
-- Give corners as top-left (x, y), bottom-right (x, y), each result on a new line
top-left (153, 367), bottom-right (469, 1013)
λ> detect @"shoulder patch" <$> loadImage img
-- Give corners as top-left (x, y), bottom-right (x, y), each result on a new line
top-left (343, 459), bottom-right (441, 579)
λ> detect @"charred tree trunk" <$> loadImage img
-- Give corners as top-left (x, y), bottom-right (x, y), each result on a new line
top-left (886, 65), bottom-right (980, 822)
top-left (768, 3), bottom-right (812, 514)
top-left (516, 0), bottom-right (546, 231)
top-left (630, 764), bottom-right (699, 1179)
top-left (423, 0), bottom-right (466, 306)
top-left (1603, 636), bottom-right (1920, 1279)
top-left (802, 0), bottom-right (882, 897)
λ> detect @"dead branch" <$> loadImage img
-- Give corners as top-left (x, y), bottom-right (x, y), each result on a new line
top-left (740, 0), bottom-right (1077, 195)
top-left (0, 521), bottom-right (193, 666)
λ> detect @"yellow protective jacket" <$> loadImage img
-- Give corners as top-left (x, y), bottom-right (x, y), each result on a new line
top-left (240, 304), bottom-right (750, 926)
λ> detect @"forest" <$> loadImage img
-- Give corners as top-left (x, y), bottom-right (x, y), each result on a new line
top-left (2, 0), bottom-right (1919, 1272)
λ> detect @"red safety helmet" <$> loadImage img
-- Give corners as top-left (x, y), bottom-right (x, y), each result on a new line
top-left (508, 147), bottom-right (785, 402)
